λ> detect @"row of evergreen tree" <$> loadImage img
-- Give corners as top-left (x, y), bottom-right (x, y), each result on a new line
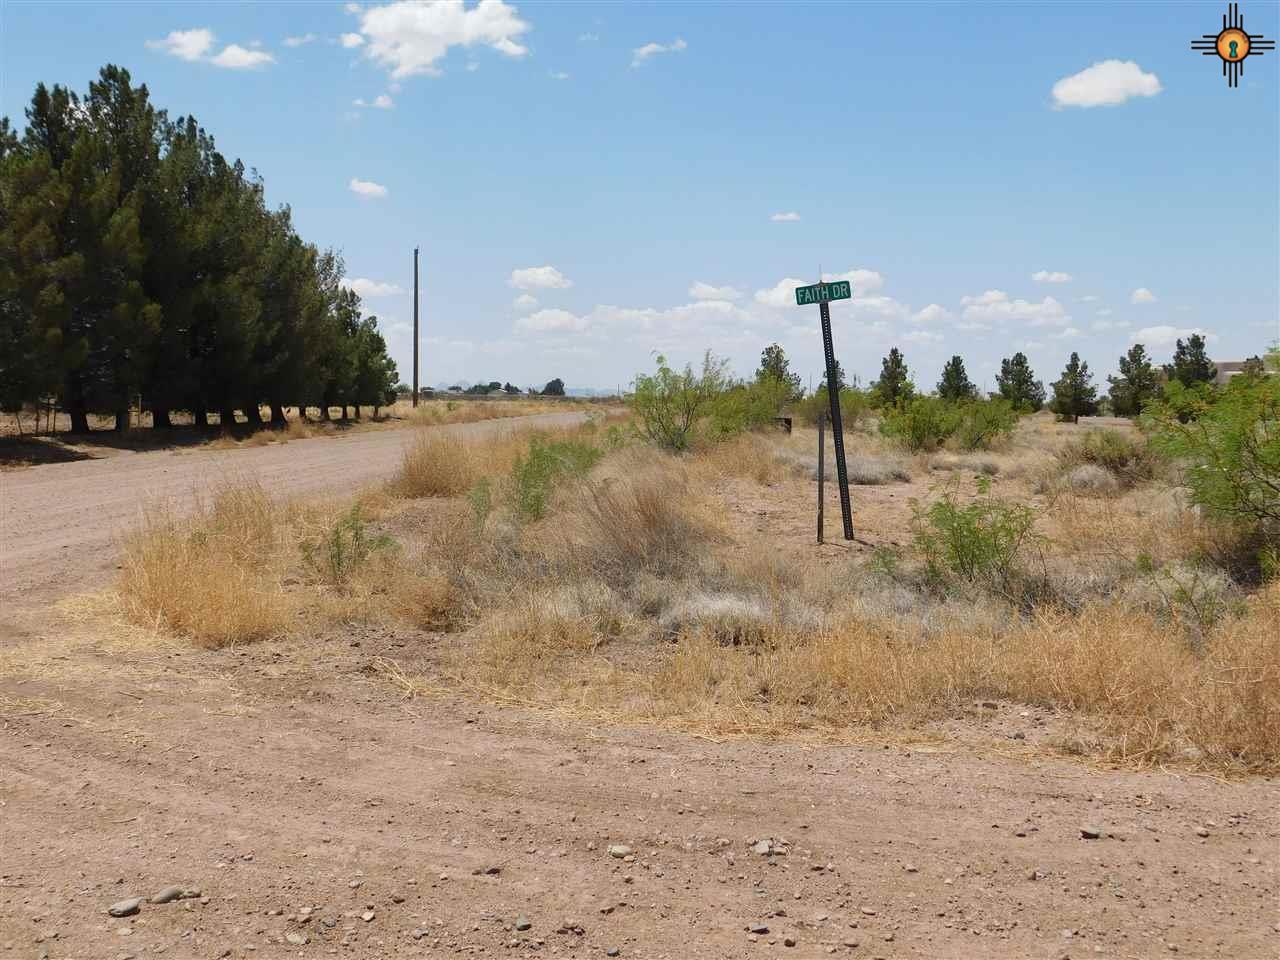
top-left (0, 65), bottom-right (398, 432)
top-left (758, 334), bottom-right (1239, 422)
top-left (803, 334), bottom-right (1228, 420)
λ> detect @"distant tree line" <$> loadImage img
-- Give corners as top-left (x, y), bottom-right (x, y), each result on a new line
top-left (0, 65), bottom-right (398, 432)
top-left (759, 331), bottom-right (1250, 424)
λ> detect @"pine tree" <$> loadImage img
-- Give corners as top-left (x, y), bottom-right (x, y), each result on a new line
top-left (1107, 343), bottom-right (1161, 416)
top-left (936, 355), bottom-right (978, 401)
top-left (756, 343), bottom-right (803, 400)
top-left (995, 352), bottom-right (1044, 411)
top-left (873, 348), bottom-right (913, 406)
top-left (1050, 352), bottom-right (1098, 423)
top-left (1166, 334), bottom-right (1217, 388)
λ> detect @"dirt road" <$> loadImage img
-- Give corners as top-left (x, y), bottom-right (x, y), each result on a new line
top-left (0, 413), bottom-right (585, 608)
top-left (1, 627), bottom-right (1276, 959)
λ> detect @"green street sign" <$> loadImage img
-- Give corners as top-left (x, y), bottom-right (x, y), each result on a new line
top-left (794, 280), bottom-right (852, 306)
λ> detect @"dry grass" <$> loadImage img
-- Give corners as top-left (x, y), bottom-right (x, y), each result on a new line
top-left (106, 408), bottom-right (1280, 775)
top-left (117, 483), bottom-right (295, 647)
top-left (393, 431), bottom-right (479, 497)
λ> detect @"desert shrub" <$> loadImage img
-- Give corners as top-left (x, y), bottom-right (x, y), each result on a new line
top-left (912, 480), bottom-right (1039, 588)
top-left (395, 431), bottom-right (476, 497)
top-left (880, 396), bottom-right (961, 452)
top-left (631, 351), bottom-right (730, 451)
top-left (509, 437), bottom-right (602, 521)
top-left (792, 386), bottom-right (870, 428)
top-left (302, 504), bottom-right (395, 587)
top-left (551, 458), bottom-right (714, 577)
top-left (1065, 463), bottom-right (1120, 496)
top-left (953, 399), bottom-right (1018, 451)
top-left (846, 455), bottom-right (912, 485)
top-left (1146, 376), bottom-right (1280, 542)
top-left (1057, 429), bottom-right (1157, 486)
top-left (708, 377), bottom-right (789, 439)
top-left (1124, 560), bottom-right (1241, 637)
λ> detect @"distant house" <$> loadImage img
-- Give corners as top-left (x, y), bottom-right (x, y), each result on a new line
top-left (1212, 360), bottom-right (1275, 386)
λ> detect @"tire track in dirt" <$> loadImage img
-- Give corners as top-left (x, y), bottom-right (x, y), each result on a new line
top-left (0, 413), bottom-right (586, 611)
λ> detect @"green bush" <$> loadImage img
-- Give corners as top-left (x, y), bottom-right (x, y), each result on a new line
top-left (708, 376), bottom-right (790, 438)
top-left (1145, 375), bottom-right (1280, 539)
top-left (912, 480), bottom-right (1039, 588)
top-left (793, 385), bottom-right (869, 427)
top-left (953, 399), bottom-right (1019, 451)
top-left (1056, 429), bottom-right (1157, 486)
top-left (880, 396), bottom-right (961, 452)
top-left (631, 352), bottom-right (730, 451)
top-left (509, 438), bottom-right (603, 521)
top-left (302, 504), bottom-right (394, 586)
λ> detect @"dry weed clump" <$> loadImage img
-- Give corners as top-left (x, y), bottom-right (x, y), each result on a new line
top-left (117, 484), bottom-right (294, 646)
top-left (394, 431), bottom-right (479, 497)
top-left (540, 450), bottom-right (721, 578)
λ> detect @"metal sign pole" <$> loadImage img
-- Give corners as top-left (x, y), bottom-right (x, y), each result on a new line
top-left (819, 297), bottom-right (854, 540)
top-left (817, 411), bottom-right (826, 544)
top-left (412, 247), bottom-right (420, 408)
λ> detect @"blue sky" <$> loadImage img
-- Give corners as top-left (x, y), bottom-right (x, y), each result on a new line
top-left (3, 1), bottom-right (1278, 392)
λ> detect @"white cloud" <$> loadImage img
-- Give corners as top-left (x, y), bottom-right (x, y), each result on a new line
top-left (549, 70), bottom-right (570, 80)
top-left (345, 3), bottom-right (363, 12)
top-left (1053, 326), bottom-right (1081, 339)
top-left (354, 94), bottom-right (394, 108)
top-left (1097, 308), bottom-right (1114, 317)
top-left (903, 330), bottom-right (944, 345)
top-left (1078, 294), bottom-right (1099, 303)
top-left (355, 0), bottom-right (530, 79)
top-left (513, 293), bottom-right (538, 311)
top-left (769, 211), bottom-right (801, 222)
top-left (1131, 326), bottom-right (1217, 348)
top-left (689, 282), bottom-right (742, 302)
top-left (510, 265), bottom-right (572, 290)
top-left (754, 269), bottom-right (885, 309)
top-left (1032, 270), bottom-right (1072, 284)
top-left (284, 33), bottom-right (318, 48)
top-left (147, 28), bottom-right (215, 61)
top-left (1130, 287), bottom-right (1157, 304)
top-left (345, 277), bottom-right (405, 297)
top-left (912, 303), bottom-right (952, 324)
top-left (148, 28), bottom-right (275, 69)
top-left (1052, 60), bottom-right (1162, 108)
top-left (349, 177), bottom-right (388, 198)
top-left (465, 61), bottom-right (479, 71)
top-left (341, 32), bottom-right (366, 48)
top-left (579, 32), bottom-right (599, 42)
top-left (210, 44), bottom-right (275, 68)
top-left (631, 37), bottom-right (686, 68)
top-left (823, 269), bottom-right (884, 296)
top-left (1091, 317), bottom-right (1128, 331)
top-left (960, 290), bottom-right (1069, 327)
top-left (517, 308), bottom-right (588, 333)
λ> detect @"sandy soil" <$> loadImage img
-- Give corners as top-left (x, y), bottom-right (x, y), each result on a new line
top-left (0, 412), bottom-right (586, 611)
top-left (2, 626), bottom-right (1277, 960)
top-left (1, 425), bottom-right (1277, 959)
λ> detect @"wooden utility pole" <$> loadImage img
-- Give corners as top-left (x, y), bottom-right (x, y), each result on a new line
top-left (412, 247), bottom-right (420, 407)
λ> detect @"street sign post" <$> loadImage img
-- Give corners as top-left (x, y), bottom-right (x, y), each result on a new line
top-left (797, 278), bottom-right (854, 541)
